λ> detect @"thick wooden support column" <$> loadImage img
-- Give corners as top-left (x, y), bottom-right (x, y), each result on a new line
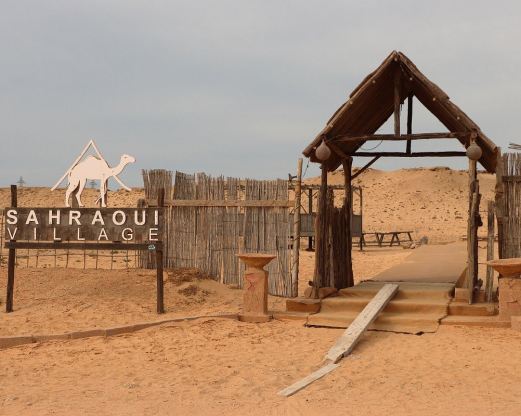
top-left (291, 158), bottom-right (303, 297)
top-left (342, 158), bottom-right (354, 288)
top-left (485, 200), bottom-right (495, 302)
top-left (156, 188), bottom-right (165, 314)
top-left (313, 160), bottom-right (328, 298)
top-left (467, 159), bottom-right (480, 304)
top-left (6, 185), bottom-right (17, 313)
top-left (394, 69), bottom-right (401, 137)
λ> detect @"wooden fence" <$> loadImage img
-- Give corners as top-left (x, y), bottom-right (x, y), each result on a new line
top-left (497, 152), bottom-right (521, 258)
top-left (143, 170), bottom-right (294, 297)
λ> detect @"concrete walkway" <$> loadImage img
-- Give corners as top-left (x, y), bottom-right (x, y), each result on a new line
top-left (370, 242), bottom-right (467, 286)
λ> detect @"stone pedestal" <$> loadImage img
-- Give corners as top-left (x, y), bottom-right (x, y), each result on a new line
top-left (499, 277), bottom-right (521, 322)
top-left (236, 253), bottom-right (276, 323)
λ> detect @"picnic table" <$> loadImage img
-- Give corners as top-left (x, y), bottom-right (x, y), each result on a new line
top-left (361, 231), bottom-right (414, 247)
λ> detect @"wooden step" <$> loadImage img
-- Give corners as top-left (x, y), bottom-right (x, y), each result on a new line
top-left (440, 315), bottom-right (510, 328)
top-left (448, 303), bottom-right (497, 317)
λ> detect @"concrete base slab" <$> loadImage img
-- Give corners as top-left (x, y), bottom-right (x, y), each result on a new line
top-left (272, 311), bottom-right (310, 321)
top-left (239, 315), bottom-right (271, 323)
top-left (286, 298), bottom-right (321, 313)
top-left (448, 303), bottom-right (497, 317)
top-left (453, 288), bottom-right (486, 303)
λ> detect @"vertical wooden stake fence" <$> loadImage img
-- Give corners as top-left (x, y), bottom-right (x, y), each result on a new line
top-left (291, 158), bottom-right (303, 297)
top-left (6, 185), bottom-right (17, 313)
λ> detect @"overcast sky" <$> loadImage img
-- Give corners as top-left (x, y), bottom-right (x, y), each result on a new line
top-left (2, 1), bottom-right (521, 189)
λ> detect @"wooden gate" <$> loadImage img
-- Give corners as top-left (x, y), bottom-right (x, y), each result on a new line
top-left (142, 170), bottom-right (294, 297)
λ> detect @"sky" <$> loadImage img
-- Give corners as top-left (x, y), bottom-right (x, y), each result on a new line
top-left (2, 1), bottom-right (521, 189)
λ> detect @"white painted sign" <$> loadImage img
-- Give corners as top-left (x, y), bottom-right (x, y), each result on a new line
top-left (4, 208), bottom-right (163, 242)
top-left (51, 140), bottom-right (135, 207)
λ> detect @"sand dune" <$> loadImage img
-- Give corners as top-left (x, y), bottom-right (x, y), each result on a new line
top-left (1, 168), bottom-right (520, 416)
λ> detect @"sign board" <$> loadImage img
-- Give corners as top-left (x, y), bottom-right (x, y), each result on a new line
top-left (3, 208), bottom-right (163, 242)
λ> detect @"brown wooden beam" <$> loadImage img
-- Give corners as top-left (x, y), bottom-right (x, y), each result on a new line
top-left (406, 93), bottom-right (413, 154)
top-left (332, 132), bottom-right (469, 143)
top-left (328, 141), bottom-right (349, 159)
top-left (351, 151), bottom-right (467, 158)
top-left (342, 158), bottom-right (354, 288)
top-left (352, 157), bottom-right (380, 180)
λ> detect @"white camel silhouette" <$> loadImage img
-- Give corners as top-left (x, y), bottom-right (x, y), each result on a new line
top-left (65, 154), bottom-right (136, 207)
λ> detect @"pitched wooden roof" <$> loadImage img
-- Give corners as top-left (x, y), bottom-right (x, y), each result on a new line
top-left (303, 51), bottom-right (498, 173)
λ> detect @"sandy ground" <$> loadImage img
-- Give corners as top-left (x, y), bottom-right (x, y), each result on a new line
top-left (2, 168), bottom-right (521, 415)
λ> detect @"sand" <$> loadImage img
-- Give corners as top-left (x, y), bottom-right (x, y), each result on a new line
top-left (1, 168), bottom-right (521, 415)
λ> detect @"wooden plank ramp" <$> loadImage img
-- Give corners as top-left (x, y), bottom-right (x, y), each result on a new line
top-left (277, 284), bottom-right (398, 397)
top-left (323, 283), bottom-right (399, 364)
top-left (277, 363), bottom-right (339, 397)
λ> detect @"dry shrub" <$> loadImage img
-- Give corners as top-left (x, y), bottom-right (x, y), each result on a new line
top-left (166, 268), bottom-right (213, 286)
top-left (178, 284), bottom-right (199, 296)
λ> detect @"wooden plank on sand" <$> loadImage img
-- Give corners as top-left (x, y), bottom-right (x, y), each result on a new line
top-left (324, 283), bottom-right (399, 364)
top-left (277, 363), bottom-right (339, 397)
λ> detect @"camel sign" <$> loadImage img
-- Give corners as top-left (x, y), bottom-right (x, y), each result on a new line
top-left (51, 139), bottom-right (135, 207)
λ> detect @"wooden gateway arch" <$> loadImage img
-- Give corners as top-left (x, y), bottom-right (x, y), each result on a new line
top-left (302, 50), bottom-right (499, 303)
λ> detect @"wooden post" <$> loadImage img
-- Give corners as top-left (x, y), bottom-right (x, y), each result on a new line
top-left (6, 185), bottom-right (17, 313)
top-left (342, 158), bottom-right (354, 287)
top-left (485, 200), bottom-right (495, 302)
top-left (291, 158), bottom-right (303, 297)
top-left (156, 188), bottom-right (165, 314)
top-left (359, 187), bottom-right (363, 251)
top-left (308, 188), bottom-right (313, 250)
top-left (394, 68), bottom-right (401, 137)
top-left (495, 148), bottom-right (504, 261)
top-left (406, 93), bottom-right (413, 154)
top-left (467, 158), bottom-right (478, 304)
top-left (313, 160), bottom-right (328, 298)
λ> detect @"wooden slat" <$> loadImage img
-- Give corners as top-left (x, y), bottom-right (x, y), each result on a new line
top-left (146, 199), bottom-right (295, 208)
top-left (277, 363), bottom-right (340, 397)
top-left (324, 284), bottom-right (399, 364)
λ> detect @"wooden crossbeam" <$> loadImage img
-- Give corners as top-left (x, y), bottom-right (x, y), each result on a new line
top-left (352, 157), bottom-right (380, 180)
top-left (331, 132), bottom-right (468, 143)
top-left (146, 199), bottom-right (295, 208)
top-left (352, 151), bottom-right (466, 158)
